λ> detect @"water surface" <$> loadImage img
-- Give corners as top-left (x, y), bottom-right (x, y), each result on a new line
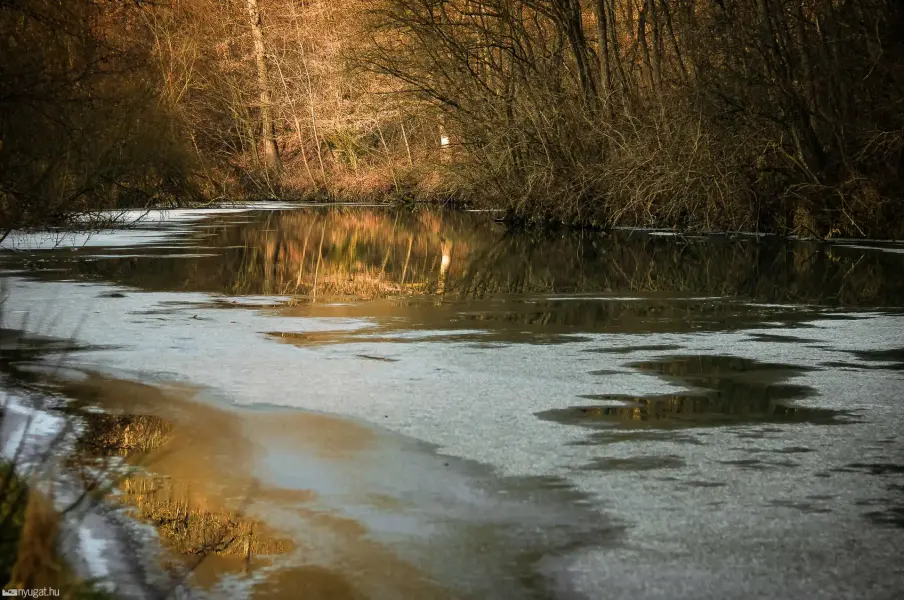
top-left (2, 206), bottom-right (903, 599)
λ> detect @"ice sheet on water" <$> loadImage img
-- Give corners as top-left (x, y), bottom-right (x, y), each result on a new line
top-left (3, 212), bottom-right (904, 598)
top-left (546, 296), bottom-right (648, 302)
top-left (545, 295), bottom-right (726, 302)
top-left (6, 273), bottom-right (902, 479)
top-left (84, 253), bottom-right (219, 259)
top-left (0, 204), bottom-right (299, 251)
top-left (1, 272), bottom-right (902, 502)
top-left (0, 229), bottom-right (190, 250)
top-left (11, 363), bottom-right (89, 382)
top-left (0, 394), bottom-right (67, 476)
top-left (74, 203), bottom-right (297, 225)
top-left (77, 525), bottom-right (112, 584)
top-left (834, 243), bottom-right (904, 255)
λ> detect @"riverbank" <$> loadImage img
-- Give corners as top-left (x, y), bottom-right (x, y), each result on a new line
top-left (0, 322), bottom-right (204, 598)
top-left (5, 1), bottom-right (903, 244)
top-left (0, 393), bottom-right (156, 599)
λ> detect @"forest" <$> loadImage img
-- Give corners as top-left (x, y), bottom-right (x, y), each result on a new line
top-left (1, 0), bottom-right (902, 237)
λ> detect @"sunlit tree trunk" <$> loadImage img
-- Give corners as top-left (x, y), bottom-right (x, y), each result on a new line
top-left (246, 0), bottom-right (281, 172)
top-left (607, 0), bottom-right (633, 109)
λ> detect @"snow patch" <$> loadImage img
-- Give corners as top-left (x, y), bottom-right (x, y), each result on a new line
top-left (78, 525), bottom-right (113, 584)
top-left (1, 395), bottom-right (66, 466)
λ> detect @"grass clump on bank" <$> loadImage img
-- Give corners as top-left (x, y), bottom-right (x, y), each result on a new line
top-left (0, 464), bottom-right (111, 599)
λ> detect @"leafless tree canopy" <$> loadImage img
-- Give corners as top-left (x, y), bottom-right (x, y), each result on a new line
top-left (363, 0), bottom-right (904, 235)
top-left (1, 0), bottom-right (902, 236)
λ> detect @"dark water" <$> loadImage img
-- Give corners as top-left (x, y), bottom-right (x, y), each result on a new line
top-left (12, 207), bottom-right (904, 304)
top-left (537, 355), bottom-right (850, 429)
top-left (2, 206), bottom-right (904, 600)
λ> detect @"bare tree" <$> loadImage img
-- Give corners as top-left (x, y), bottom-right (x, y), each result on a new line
top-left (246, 0), bottom-right (282, 173)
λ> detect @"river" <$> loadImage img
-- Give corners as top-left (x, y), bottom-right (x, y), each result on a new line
top-left (1, 205), bottom-right (902, 599)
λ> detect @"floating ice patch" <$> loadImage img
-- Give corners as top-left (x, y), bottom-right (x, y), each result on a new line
top-left (75, 206), bottom-right (261, 226)
top-left (1, 229), bottom-right (187, 250)
top-left (1, 204), bottom-right (299, 251)
top-left (214, 294), bottom-right (295, 306)
top-left (0, 394), bottom-right (67, 466)
top-left (9, 363), bottom-right (90, 382)
top-left (85, 253), bottom-right (219, 259)
top-left (546, 296), bottom-right (649, 302)
top-left (833, 244), bottom-right (904, 255)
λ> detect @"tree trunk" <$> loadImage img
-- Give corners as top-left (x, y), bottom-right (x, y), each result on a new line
top-left (638, 4), bottom-right (656, 92)
top-left (647, 0), bottom-right (663, 90)
top-left (246, 0), bottom-right (281, 173)
top-left (593, 0), bottom-right (612, 110)
top-left (552, 0), bottom-right (597, 105)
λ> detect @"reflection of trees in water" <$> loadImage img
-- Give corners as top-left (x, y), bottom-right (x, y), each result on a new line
top-left (558, 397), bottom-right (832, 427)
top-left (538, 356), bottom-right (843, 429)
top-left (115, 475), bottom-right (291, 559)
top-left (58, 208), bottom-right (904, 306)
top-left (74, 413), bottom-right (173, 457)
top-left (228, 208), bottom-right (466, 299)
top-left (75, 411), bottom-right (291, 561)
top-left (455, 299), bottom-right (783, 332)
top-left (453, 234), bottom-right (904, 306)
top-left (225, 211), bottom-right (904, 305)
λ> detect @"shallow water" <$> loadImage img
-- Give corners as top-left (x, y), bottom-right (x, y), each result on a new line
top-left (1, 206), bottom-right (903, 599)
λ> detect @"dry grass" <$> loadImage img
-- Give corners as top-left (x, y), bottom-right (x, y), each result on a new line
top-left (276, 154), bottom-right (454, 205)
top-left (3, 487), bottom-right (110, 599)
top-left (359, 0), bottom-right (904, 237)
top-left (7, 490), bottom-right (61, 591)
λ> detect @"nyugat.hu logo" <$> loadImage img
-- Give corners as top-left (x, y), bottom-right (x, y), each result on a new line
top-left (2, 590), bottom-right (60, 597)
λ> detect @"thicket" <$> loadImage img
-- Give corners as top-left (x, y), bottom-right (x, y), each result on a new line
top-left (0, 0), bottom-right (200, 234)
top-left (2, 0), bottom-right (903, 236)
top-left (363, 0), bottom-right (904, 236)
top-left (141, 0), bottom-right (448, 201)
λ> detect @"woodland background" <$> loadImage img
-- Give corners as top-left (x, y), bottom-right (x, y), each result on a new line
top-left (1, 0), bottom-right (902, 237)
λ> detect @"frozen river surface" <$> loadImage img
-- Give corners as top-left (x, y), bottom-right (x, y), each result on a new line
top-left (1, 206), bottom-right (902, 599)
